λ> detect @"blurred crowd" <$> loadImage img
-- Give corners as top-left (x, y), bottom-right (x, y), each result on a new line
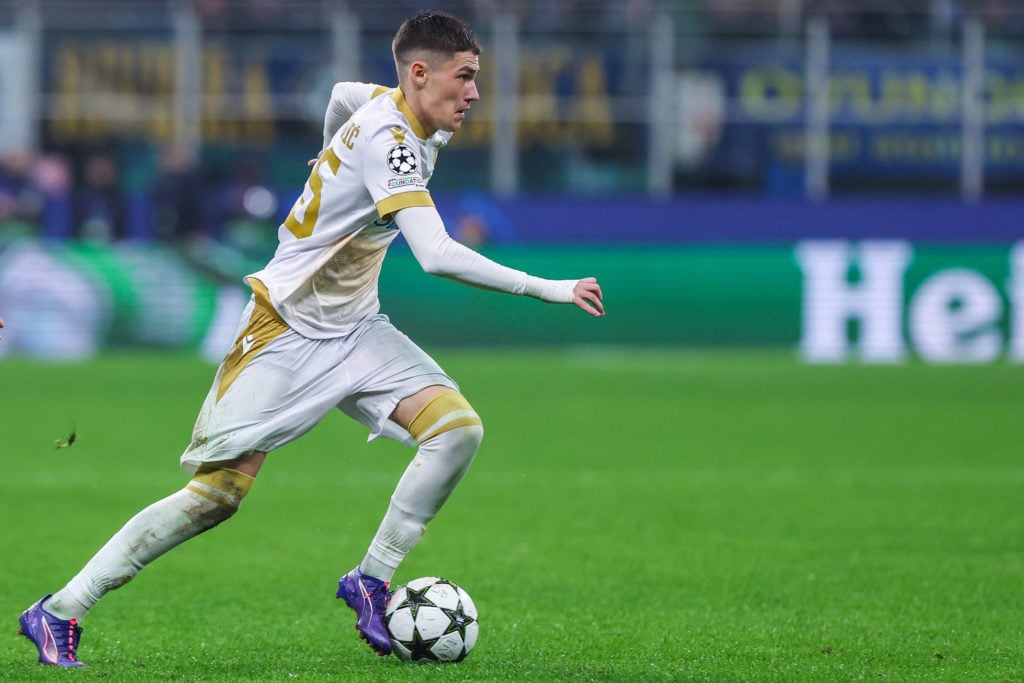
top-left (0, 145), bottom-right (515, 266)
top-left (186, 0), bottom-right (1024, 36)
top-left (0, 146), bottom-right (279, 246)
top-left (671, 0), bottom-right (1024, 39)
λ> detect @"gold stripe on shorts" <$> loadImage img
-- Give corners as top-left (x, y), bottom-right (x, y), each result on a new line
top-left (217, 278), bottom-right (289, 401)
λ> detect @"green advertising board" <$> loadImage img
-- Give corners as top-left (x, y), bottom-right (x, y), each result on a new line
top-left (0, 239), bottom-right (1020, 363)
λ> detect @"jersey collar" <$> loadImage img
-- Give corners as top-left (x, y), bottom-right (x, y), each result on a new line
top-left (391, 88), bottom-right (429, 140)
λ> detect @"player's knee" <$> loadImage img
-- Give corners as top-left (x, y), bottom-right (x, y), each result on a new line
top-left (446, 421), bottom-right (484, 454)
top-left (184, 465), bottom-right (256, 527)
top-left (408, 390), bottom-right (484, 452)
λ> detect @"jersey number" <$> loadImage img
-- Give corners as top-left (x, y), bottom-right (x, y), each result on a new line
top-left (283, 146), bottom-right (344, 239)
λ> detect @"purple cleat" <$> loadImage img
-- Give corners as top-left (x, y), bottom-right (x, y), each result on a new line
top-left (18, 596), bottom-right (86, 667)
top-left (336, 567), bottom-right (392, 656)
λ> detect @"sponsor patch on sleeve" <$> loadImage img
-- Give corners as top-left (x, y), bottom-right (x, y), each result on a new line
top-left (387, 176), bottom-right (427, 190)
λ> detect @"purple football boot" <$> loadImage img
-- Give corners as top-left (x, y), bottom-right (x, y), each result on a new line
top-left (18, 596), bottom-right (86, 667)
top-left (336, 567), bottom-right (392, 656)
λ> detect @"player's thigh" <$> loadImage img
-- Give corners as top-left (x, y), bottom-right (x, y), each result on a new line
top-left (391, 385), bottom-right (452, 430)
top-left (336, 315), bottom-right (457, 444)
top-left (182, 330), bottom-right (355, 469)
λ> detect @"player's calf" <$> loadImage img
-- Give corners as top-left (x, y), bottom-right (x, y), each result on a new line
top-left (367, 391), bottom-right (484, 574)
top-left (21, 464), bottom-right (256, 667)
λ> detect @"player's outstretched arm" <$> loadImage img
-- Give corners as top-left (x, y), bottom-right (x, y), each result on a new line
top-left (396, 205), bottom-right (604, 317)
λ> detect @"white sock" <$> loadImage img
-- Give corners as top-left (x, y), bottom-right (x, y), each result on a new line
top-left (361, 423), bottom-right (483, 581)
top-left (44, 487), bottom-right (237, 621)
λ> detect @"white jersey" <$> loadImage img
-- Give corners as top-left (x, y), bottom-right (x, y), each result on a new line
top-left (247, 87), bottom-right (443, 338)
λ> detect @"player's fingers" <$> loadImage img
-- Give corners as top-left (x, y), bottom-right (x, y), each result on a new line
top-left (574, 278), bottom-right (600, 296)
top-left (575, 291), bottom-right (604, 317)
top-left (578, 280), bottom-right (602, 302)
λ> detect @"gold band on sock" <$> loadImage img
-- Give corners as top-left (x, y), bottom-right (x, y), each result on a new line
top-left (186, 465), bottom-right (255, 511)
top-left (407, 390), bottom-right (482, 443)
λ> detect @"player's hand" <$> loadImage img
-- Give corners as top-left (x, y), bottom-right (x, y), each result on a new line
top-left (0, 316), bottom-right (5, 340)
top-left (308, 151), bottom-right (323, 167)
top-left (573, 277), bottom-right (604, 317)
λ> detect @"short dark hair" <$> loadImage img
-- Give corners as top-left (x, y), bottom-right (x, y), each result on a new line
top-left (392, 10), bottom-right (481, 66)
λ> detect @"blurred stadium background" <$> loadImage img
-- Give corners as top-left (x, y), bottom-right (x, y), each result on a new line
top-left (0, 0), bottom-right (1022, 362)
top-left (5, 6), bottom-right (1022, 678)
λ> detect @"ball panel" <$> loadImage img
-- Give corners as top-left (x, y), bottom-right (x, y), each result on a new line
top-left (413, 605), bottom-right (450, 640)
top-left (457, 586), bottom-right (478, 618)
top-left (392, 641), bottom-right (414, 662)
top-left (424, 581), bottom-right (460, 610)
top-left (463, 620), bottom-right (479, 653)
top-left (405, 576), bottom-right (441, 591)
top-left (386, 608), bottom-right (416, 641)
top-left (431, 632), bottom-right (466, 662)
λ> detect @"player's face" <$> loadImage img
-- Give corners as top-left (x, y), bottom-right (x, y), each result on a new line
top-left (420, 51), bottom-right (480, 135)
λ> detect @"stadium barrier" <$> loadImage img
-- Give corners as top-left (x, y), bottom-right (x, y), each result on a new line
top-left (0, 233), bottom-right (1020, 364)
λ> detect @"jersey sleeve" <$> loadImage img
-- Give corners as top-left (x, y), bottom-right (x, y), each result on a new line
top-left (322, 82), bottom-right (391, 150)
top-left (396, 205), bottom-right (577, 303)
top-left (362, 122), bottom-right (435, 220)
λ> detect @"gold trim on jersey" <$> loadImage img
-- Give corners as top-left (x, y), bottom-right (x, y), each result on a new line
top-left (371, 85), bottom-right (390, 99)
top-left (216, 278), bottom-right (289, 401)
top-left (376, 191), bottom-right (434, 221)
top-left (388, 126), bottom-right (407, 145)
top-left (391, 88), bottom-right (428, 139)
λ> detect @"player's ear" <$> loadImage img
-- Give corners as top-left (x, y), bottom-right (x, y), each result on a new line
top-left (409, 61), bottom-right (429, 88)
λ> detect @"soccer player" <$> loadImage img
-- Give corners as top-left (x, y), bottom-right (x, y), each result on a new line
top-left (18, 9), bottom-right (603, 668)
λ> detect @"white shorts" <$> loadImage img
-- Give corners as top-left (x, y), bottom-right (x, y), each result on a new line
top-left (180, 297), bottom-right (456, 473)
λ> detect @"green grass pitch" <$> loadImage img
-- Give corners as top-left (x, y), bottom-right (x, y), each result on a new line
top-left (2, 349), bottom-right (1022, 681)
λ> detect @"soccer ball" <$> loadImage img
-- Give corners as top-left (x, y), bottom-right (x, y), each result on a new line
top-left (385, 576), bottom-right (479, 662)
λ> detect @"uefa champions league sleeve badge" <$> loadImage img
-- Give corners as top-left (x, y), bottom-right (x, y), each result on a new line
top-left (387, 144), bottom-right (419, 175)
